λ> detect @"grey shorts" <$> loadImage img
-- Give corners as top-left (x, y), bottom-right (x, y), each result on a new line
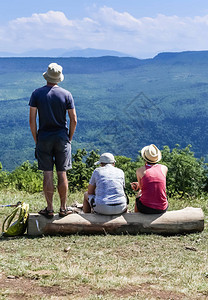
top-left (88, 195), bottom-right (127, 215)
top-left (36, 131), bottom-right (72, 171)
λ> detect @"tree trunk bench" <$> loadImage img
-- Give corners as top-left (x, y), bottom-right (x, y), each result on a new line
top-left (27, 207), bottom-right (204, 236)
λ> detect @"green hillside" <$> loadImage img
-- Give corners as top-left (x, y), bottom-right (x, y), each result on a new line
top-left (1, 52), bottom-right (208, 170)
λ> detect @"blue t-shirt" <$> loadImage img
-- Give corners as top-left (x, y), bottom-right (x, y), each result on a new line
top-left (29, 85), bottom-right (75, 134)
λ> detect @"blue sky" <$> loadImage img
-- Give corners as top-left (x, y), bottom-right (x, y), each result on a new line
top-left (1, 0), bottom-right (208, 57)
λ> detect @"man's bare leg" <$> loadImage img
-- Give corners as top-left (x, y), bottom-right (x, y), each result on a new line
top-left (83, 192), bottom-right (91, 213)
top-left (43, 171), bottom-right (54, 211)
top-left (57, 171), bottom-right (68, 210)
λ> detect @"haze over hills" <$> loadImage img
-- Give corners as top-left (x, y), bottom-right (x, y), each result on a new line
top-left (0, 50), bottom-right (208, 171)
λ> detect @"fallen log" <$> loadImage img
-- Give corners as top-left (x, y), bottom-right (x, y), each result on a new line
top-left (27, 207), bottom-right (204, 236)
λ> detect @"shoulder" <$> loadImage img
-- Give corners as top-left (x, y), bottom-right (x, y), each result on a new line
top-left (114, 166), bottom-right (125, 175)
top-left (160, 164), bottom-right (168, 170)
top-left (136, 165), bottom-right (146, 180)
top-left (90, 167), bottom-right (102, 181)
top-left (136, 165), bottom-right (146, 174)
top-left (114, 166), bottom-right (123, 172)
top-left (160, 164), bottom-right (168, 176)
top-left (31, 86), bottom-right (47, 96)
top-left (57, 86), bottom-right (72, 96)
top-left (92, 167), bottom-right (101, 175)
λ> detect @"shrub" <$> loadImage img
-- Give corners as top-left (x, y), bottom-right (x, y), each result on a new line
top-left (0, 162), bottom-right (10, 189)
top-left (8, 161), bottom-right (43, 193)
top-left (1, 145), bottom-right (208, 198)
top-left (114, 155), bottom-right (143, 195)
top-left (67, 149), bottom-right (100, 192)
top-left (161, 145), bottom-right (207, 197)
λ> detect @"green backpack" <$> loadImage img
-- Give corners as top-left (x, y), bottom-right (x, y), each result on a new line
top-left (2, 202), bottom-right (29, 237)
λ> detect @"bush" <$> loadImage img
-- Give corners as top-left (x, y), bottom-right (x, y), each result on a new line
top-left (8, 161), bottom-right (43, 193)
top-left (114, 155), bottom-right (143, 195)
top-left (0, 145), bottom-right (208, 198)
top-left (67, 149), bottom-right (100, 192)
top-left (0, 162), bottom-right (10, 189)
top-left (161, 145), bottom-right (207, 197)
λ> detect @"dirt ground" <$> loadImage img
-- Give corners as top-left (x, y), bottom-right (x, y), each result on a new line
top-left (0, 273), bottom-right (207, 300)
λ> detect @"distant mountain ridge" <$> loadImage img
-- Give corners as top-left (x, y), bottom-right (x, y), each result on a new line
top-left (0, 56), bottom-right (142, 75)
top-left (1, 50), bottom-right (208, 75)
top-left (153, 50), bottom-right (208, 63)
top-left (0, 47), bottom-right (131, 58)
top-left (1, 47), bottom-right (208, 62)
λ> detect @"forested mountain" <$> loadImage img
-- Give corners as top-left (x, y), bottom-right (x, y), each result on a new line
top-left (0, 51), bottom-right (208, 171)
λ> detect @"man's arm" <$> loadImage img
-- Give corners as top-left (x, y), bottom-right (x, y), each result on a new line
top-left (88, 184), bottom-right (96, 195)
top-left (29, 107), bottom-right (38, 144)
top-left (68, 108), bottom-right (77, 141)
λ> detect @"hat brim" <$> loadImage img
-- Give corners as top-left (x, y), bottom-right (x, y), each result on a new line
top-left (43, 72), bottom-right (64, 83)
top-left (141, 146), bottom-right (162, 163)
top-left (94, 160), bottom-right (116, 165)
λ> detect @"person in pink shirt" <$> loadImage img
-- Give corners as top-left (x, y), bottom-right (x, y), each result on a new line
top-left (131, 144), bottom-right (168, 214)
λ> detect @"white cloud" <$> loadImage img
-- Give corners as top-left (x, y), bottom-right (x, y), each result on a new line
top-left (12, 11), bottom-right (72, 26)
top-left (1, 7), bottom-right (208, 57)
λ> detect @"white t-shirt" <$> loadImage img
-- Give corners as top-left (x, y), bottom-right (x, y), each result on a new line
top-left (89, 164), bottom-right (126, 205)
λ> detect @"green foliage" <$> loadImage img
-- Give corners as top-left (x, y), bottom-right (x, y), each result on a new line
top-left (0, 145), bottom-right (208, 199)
top-left (67, 149), bottom-right (100, 192)
top-left (162, 145), bottom-right (207, 197)
top-left (0, 164), bottom-right (9, 189)
top-left (114, 155), bottom-right (143, 195)
top-left (8, 161), bottom-right (43, 193)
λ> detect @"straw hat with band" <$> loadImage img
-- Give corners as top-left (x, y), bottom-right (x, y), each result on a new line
top-left (43, 63), bottom-right (64, 83)
top-left (94, 153), bottom-right (116, 165)
top-left (141, 144), bottom-right (162, 164)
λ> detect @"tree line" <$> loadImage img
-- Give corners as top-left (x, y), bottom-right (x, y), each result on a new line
top-left (0, 145), bottom-right (207, 198)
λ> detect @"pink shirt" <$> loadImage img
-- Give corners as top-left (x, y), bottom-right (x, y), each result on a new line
top-left (140, 164), bottom-right (168, 210)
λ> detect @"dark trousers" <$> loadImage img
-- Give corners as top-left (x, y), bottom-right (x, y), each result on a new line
top-left (136, 197), bottom-right (168, 214)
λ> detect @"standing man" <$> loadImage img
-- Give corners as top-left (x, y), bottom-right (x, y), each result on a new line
top-left (29, 63), bottom-right (77, 218)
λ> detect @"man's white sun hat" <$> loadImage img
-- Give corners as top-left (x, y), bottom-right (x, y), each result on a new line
top-left (94, 153), bottom-right (116, 165)
top-left (43, 63), bottom-right (64, 83)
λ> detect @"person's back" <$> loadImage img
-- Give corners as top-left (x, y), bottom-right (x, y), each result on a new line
top-left (90, 164), bottom-right (126, 205)
top-left (83, 153), bottom-right (127, 215)
top-left (140, 164), bottom-right (167, 210)
top-left (131, 144), bottom-right (168, 214)
top-left (31, 85), bottom-right (74, 134)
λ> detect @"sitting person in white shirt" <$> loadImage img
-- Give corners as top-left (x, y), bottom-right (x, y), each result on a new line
top-left (83, 153), bottom-right (128, 215)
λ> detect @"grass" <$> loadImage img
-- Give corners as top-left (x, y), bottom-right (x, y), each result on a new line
top-left (0, 189), bottom-right (207, 299)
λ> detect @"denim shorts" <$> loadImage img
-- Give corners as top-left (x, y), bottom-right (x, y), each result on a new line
top-left (36, 131), bottom-right (72, 171)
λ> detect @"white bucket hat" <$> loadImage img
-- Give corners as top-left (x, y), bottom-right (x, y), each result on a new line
top-left (94, 153), bottom-right (116, 165)
top-left (43, 63), bottom-right (64, 83)
top-left (141, 144), bottom-right (162, 163)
